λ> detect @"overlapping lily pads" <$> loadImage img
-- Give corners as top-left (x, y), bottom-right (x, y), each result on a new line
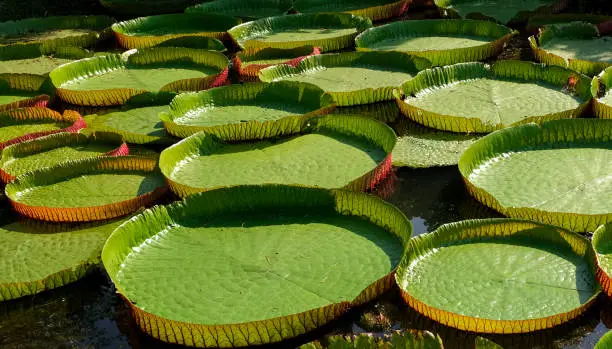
top-left (234, 45), bottom-right (321, 81)
top-left (260, 51), bottom-right (431, 107)
top-left (355, 19), bottom-right (515, 66)
top-left (397, 218), bottom-right (600, 333)
top-left (99, 0), bottom-right (200, 16)
top-left (0, 217), bottom-right (128, 301)
top-left (395, 61), bottom-right (591, 133)
top-left (161, 81), bottom-right (335, 139)
top-left (49, 47), bottom-right (230, 107)
top-left (529, 22), bottom-right (612, 77)
top-left (459, 119), bottom-right (612, 232)
top-left (0, 132), bottom-right (128, 183)
top-left (0, 74), bottom-right (53, 111)
top-left (186, 0), bottom-right (293, 20)
top-left (434, 0), bottom-right (555, 24)
top-left (293, 0), bottom-right (409, 22)
top-left (111, 13), bottom-right (241, 49)
top-left (102, 185), bottom-right (412, 347)
top-left (593, 66), bottom-right (612, 119)
top-left (155, 36), bottom-right (226, 51)
top-left (228, 12), bottom-right (372, 53)
top-left (0, 47), bottom-right (95, 77)
top-left (160, 115), bottom-right (395, 197)
top-left (5, 156), bottom-right (168, 222)
top-left (593, 223), bottom-right (612, 298)
top-left (332, 101), bottom-right (399, 123)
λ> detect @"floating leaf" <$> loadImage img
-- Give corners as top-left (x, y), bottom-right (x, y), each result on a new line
top-left (459, 119), bottom-right (612, 232)
top-left (594, 66), bottom-right (612, 119)
top-left (234, 45), bottom-right (321, 81)
top-left (102, 185), bottom-right (412, 347)
top-left (526, 13), bottom-right (612, 33)
top-left (186, 0), bottom-right (293, 20)
top-left (396, 218), bottom-right (600, 333)
top-left (293, 0), bottom-right (409, 22)
top-left (155, 36), bottom-right (226, 51)
top-left (0, 74), bottom-right (52, 111)
top-left (0, 47), bottom-right (95, 76)
top-left (333, 100), bottom-right (399, 123)
top-left (99, 0), bottom-right (201, 16)
top-left (434, 0), bottom-right (555, 24)
top-left (593, 223), bottom-right (612, 298)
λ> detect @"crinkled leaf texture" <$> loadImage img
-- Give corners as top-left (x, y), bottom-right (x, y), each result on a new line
top-left (593, 223), bottom-right (612, 298)
top-left (396, 218), bottom-right (600, 333)
top-left (459, 119), bottom-right (612, 232)
top-left (234, 46), bottom-right (321, 82)
top-left (293, 0), bottom-right (409, 22)
top-left (0, 74), bottom-right (53, 111)
top-left (102, 185), bottom-right (412, 347)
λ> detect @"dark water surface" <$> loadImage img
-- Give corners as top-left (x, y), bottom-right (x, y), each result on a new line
top-left (0, 167), bottom-right (608, 349)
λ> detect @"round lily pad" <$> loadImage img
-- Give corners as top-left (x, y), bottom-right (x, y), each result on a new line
top-left (186, 0), bottom-right (293, 20)
top-left (355, 19), bottom-right (515, 66)
top-left (161, 81), bottom-right (335, 139)
top-left (396, 218), bottom-right (600, 333)
top-left (459, 119), bottom-right (612, 232)
top-left (111, 13), bottom-right (241, 50)
top-left (593, 66), bottom-right (612, 119)
top-left (49, 48), bottom-right (230, 107)
top-left (0, 74), bottom-right (52, 111)
top-left (99, 0), bottom-right (200, 15)
top-left (234, 46), bottom-right (321, 81)
top-left (0, 132), bottom-right (128, 183)
top-left (0, 217), bottom-right (128, 301)
top-left (259, 51), bottom-right (431, 107)
top-left (228, 12), bottom-right (372, 53)
top-left (85, 106), bottom-right (173, 145)
top-left (102, 185), bottom-right (412, 347)
top-left (0, 107), bottom-right (85, 150)
top-left (159, 115), bottom-right (395, 198)
top-left (5, 156), bottom-right (168, 222)
top-left (593, 223), bottom-right (612, 298)
top-left (529, 22), bottom-right (612, 77)
top-left (293, 0), bottom-right (409, 21)
top-left (434, 0), bottom-right (555, 24)
top-left (395, 61), bottom-right (591, 133)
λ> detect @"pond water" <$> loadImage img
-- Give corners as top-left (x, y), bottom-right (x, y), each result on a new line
top-left (0, 167), bottom-right (608, 349)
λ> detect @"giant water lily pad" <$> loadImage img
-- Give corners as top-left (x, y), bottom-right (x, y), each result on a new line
top-left (111, 13), bottom-right (241, 49)
top-left (293, 0), bottom-right (409, 22)
top-left (160, 115), bottom-right (395, 197)
top-left (5, 156), bottom-right (168, 222)
top-left (260, 51), bottom-right (431, 107)
top-left (161, 81), bottom-right (335, 139)
top-left (434, 0), bottom-right (555, 24)
top-left (0, 132), bottom-right (128, 183)
top-left (102, 185), bottom-right (412, 347)
top-left (593, 66), bottom-right (612, 119)
top-left (234, 46), bottom-right (321, 81)
top-left (85, 106), bottom-right (173, 145)
top-left (0, 47), bottom-right (94, 76)
top-left (186, 0), bottom-right (293, 20)
top-left (0, 74), bottom-right (52, 111)
top-left (355, 19), bottom-right (515, 66)
top-left (0, 217), bottom-right (128, 301)
top-left (593, 223), bottom-right (612, 298)
top-left (395, 61), bottom-right (591, 133)
top-left (99, 0), bottom-right (200, 15)
top-left (228, 13), bottom-right (372, 53)
top-left (459, 119), bottom-right (612, 232)
top-left (397, 219), bottom-right (600, 333)
top-left (529, 22), bottom-right (612, 77)
top-left (49, 47), bottom-right (230, 107)
top-left (332, 101), bottom-right (399, 123)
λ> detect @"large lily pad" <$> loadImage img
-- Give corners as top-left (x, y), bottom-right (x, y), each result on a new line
top-left (355, 19), bottom-right (515, 66)
top-left (0, 47), bottom-right (95, 76)
top-left (526, 14), bottom-right (612, 33)
top-left (260, 51), bottom-right (431, 107)
top-left (159, 115), bottom-right (395, 197)
top-left (529, 22), bottom-right (612, 77)
top-left (459, 119), bottom-right (612, 232)
top-left (5, 156), bottom-right (168, 222)
top-left (0, 217), bottom-right (128, 301)
top-left (228, 12), bottom-right (372, 53)
top-left (111, 13), bottom-right (241, 49)
top-left (234, 46), bottom-right (321, 81)
top-left (293, 0), bottom-right (409, 22)
top-left (0, 74), bottom-right (52, 111)
top-left (0, 107), bottom-right (84, 150)
top-left (161, 81), bottom-right (335, 139)
top-left (396, 218), bottom-right (600, 333)
top-left (0, 132), bottom-right (128, 183)
top-left (593, 66), bottom-right (612, 119)
top-left (395, 61), bottom-right (591, 133)
top-left (102, 185), bottom-right (412, 347)
top-left (593, 223), bottom-right (612, 298)
top-left (186, 0), bottom-right (293, 20)
top-left (434, 0), bottom-right (555, 24)
top-left (332, 101), bottom-right (400, 123)
top-left (99, 0), bottom-right (200, 15)
top-left (49, 48), bottom-right (230, 107)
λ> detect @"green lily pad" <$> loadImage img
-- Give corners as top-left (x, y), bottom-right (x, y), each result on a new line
top-left (85, 106), bottom-right (173, 145)
top-left (392, 118), bottom-right (482, 168)
top-left (529, 22), bottom-right (612, 77)
top-left (0, 217), bottom-right (128, 301)
top-left (459, 119), bottom-right (612, 232)
top-left (526, 14), bottom-right (612, 32)
top-left (592, 223), bottom-right (612, 298)
top-left (49, 47), bottom-right (230, 107)
top-left (395, 61), bottom-right (591, 133)
top-left (0, 47), bottom-right (96, 76)
top-left (159, 115), bottom-right (395, 197)
top-left (593, 66), bottom-right (612, 119)
top-left (355, 19), bottom-right (515, 66)
top-left (5, 156), bottom-right (168, 222)
top-left (332, 101), bottom-right (399, 123)
top-left (0, 132), bottom-right (127, 182)
top-left (300, 330), bottom-right (444, 348)
top-left (0, 74), bottom-right (52, 111)
top-left (102, 185), bottom-right (412, 347)
top-left (111, 13), bottom-right (241, 49)
top-left (161, 81), bottom-right (335, 139)
top-left (434, 0), bottom-right (555, 24)
top-left (396, 218), bottom-right (600, 333)
top-left (595, 330), bottom-right (612, 349)
top-left (99, 0), bottom-right (200, 15)
top-left (155, 36), bottom-right (226, 51)
top-left (228, 12), bottom-right (372, 53)
top-left (260, 51), bottom-right (431, 107)
top-left (186, 0), bottom-right (293, 20)
top-left (293, 0), bottom-right (409, 21)
top-left (234, 46), bottom-right (321, 81)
